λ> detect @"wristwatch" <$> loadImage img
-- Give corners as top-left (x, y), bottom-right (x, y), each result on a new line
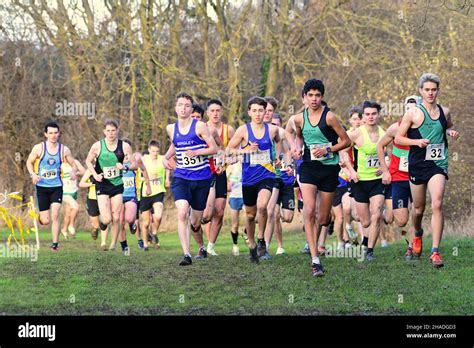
top-left (325, 146), bottom-right (333, 158)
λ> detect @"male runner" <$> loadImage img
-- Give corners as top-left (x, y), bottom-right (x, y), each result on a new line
top-left (26, 121), bottom-right (78, 251)
top-left (395, 73), bottom-right (459, 268)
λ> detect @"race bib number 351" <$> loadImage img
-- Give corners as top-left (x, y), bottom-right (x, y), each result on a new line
top-left (425, 143), bottom-right (446, 161)
top-left (180, 155), bottom-right (204, 168)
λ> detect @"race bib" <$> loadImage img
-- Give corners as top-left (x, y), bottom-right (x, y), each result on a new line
top-left (398, 156), bottom-right (409, 172)
top-left (365, 155), bottom-right (380, 168)
top-left (103, 166), bottom-right (120, 179)
top-left (150, 178), bottom-right (162, 187)
top-left (40, 169), bottom-right (58, 180)
top-left (123, 177), bottom-right (135, 189)
top-left (310, 143), bottom-right (333, 161)
top-left (250, 149), bottom-right (271, 166)
top-left (180, 154), bottom-right (204, 168)
top-left (63, 179), bottom-right (77, 191)
top-left (425, 143), bottom-right (445, 161)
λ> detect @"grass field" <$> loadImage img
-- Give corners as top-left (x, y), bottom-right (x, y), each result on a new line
top-left (0, 229), bottom-right (472, 315)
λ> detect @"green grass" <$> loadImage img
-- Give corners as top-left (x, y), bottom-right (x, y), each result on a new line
top-left (0, 229), bottom-right (472, 315)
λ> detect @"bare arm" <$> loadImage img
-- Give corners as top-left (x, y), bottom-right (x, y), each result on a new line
top-left (26, 144), bottom-right (42, 185)
top-left (135, 153), bottom-right (151, 196)
top-left (377, 124), bottom-right (397, 174)
top-left (74, 159), bottom-right (86, 176)
top-left (194, 121), bottom-right (218, 156)
top-left (63, 146), bottom-right (78, 180)
top-left (85, 142), bottom-right (101, 182)
top-left (395, 109), bottom-right (428, 147)
top-left (79, 169), bottom-right (93, 189)
top-left (444, 107), bottom-right (460, 139)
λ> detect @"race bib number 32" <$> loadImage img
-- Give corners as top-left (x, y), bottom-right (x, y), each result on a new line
top-left (425, 143), bottom-right (446, 161)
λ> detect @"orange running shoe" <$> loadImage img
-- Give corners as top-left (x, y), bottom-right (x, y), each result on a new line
top-left (430, 252), bottom-right (444, 268)
top-left (412, 236), bottom-right (423, 257)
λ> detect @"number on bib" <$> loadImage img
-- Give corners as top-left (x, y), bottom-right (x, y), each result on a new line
top-left (123, 177), bottom-right (135, 189)
top-left (398, 156), bottom-right (409, 172)
top-left (181, 154), bottom-right (204, 168)
top-left (250, 150), bottom-right (271, 166)
top-left (150, 178), bottom-right (162, 187)
top-left (425, 143), bottom-right (445, 161)
top-left (103, 166), bottom-right (120, 179)
top-left (40, 169), bottom-right (58, 179)
top-left (365, 155), bottom-right (380, 168)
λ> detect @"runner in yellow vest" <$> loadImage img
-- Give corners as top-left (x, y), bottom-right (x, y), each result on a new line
top-left (344, 101), bottom-right (386, 262)
top-left (60, 160), bottom-right (85, 239)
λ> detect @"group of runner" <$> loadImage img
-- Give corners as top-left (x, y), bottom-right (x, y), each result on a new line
top-left (26, 72), bottom-right (459, 276)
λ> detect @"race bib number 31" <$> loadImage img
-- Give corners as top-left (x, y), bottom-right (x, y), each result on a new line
top-left (103, 166), bottom-right (120, 179)
top-left (250, 150), bottom-right (271, 166)
top-left (425, 143), bottom-right (446, 161)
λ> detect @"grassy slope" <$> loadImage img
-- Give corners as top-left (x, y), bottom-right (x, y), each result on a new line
top-left (0, 230), bottom-right (472, 315)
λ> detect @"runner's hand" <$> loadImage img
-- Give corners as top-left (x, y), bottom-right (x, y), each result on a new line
top-left (447, 129), bottom-right (460, 140)
top-left (165, 179), bottom-right (171, 188)
top-left (31, 174), bottom-right (41, 185)
top-left (116, 163), bottom-right (125, 170)
top-left (93, 173), bottom-right (103, 182)
top-left (417, 139), bottom-right (430, 148)
top-left (349, 171), bottom-right (359, 183)
top-left (185, 150), bottom-right (198, 157)
top-left (163, 157), bottom-right (175, 170)
top-left (382, 171), bottom-right (392, 185)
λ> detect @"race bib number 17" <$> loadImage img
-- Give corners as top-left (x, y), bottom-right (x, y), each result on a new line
top-left (366, 155), bottom-right (380, 168)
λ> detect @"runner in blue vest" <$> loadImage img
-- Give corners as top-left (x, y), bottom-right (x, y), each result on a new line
top-left (26, 121), bottom-right (78, 251)
top-left (227, 96), bottom-right (281, 263)
top-left (163, 92), bottom-right (219, 266)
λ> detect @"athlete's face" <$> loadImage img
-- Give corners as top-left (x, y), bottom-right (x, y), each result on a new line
top-left (248, 104), bottom-right (266, 124)
top-left (207, 104), bottom-right (222, 124)
top-left (349, 113), bottom-right (362, 128)
top-left (304, 89), bottom-right (323, 110)
top-left (363, 107), bottom-right (379, 126)
top-left (191, 112), bottom-right (203, 121)
top-left (264, 104), bottom-right (274, 123)
top-left (148, 145), bottom-right (160, 159)
top-left (419, 82), bottom-right (439, 104)
top-left (175, 97), bottom-right (193, 118)
top-left (44, 127), bottom-right (60, 143)
top-left (103, 125), bottom-right (118, 141)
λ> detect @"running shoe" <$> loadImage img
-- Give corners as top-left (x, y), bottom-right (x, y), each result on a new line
top-left (276, 247), bottom-right (285, 255)
top-left (50, 244), bottom-right (59, 251)
top-left (365, 251), bottom-right (376, 262)
top-left (208, 245), bottom-right (218, 256)
top-left (232, 244), bottom-right (240, 256)
top-left (130, 223), bottom-right (138, 235)
top-left (91, 228), bottom-right (99, 240)
top-left (195, 246), bottom-right (208, 259)
top-left (249, 247), bottom-right (259, 264)
top-left (311, 263), bottom-right (325, 277)
top-left (301, 242), bottom-right (310, 254)
top-left (381, 240), bottom-right (389, 248)
top-left (430, 252), bottom-right (444, 268)
top-left (67, 226), bottom-right (76, 238)
top-left (137, 239), bottom-right (144, 250)
top-left (261, 251), bottom-right (272, 260)
top-left (257, 240), bottom-right (266, 258)
top-left (179, 255), bottom-right (193, 266)
top-left (405, 248), bottom-right (413, 261)
top-left (412, 236), bottom-right (423, 257)
top-left (61, 230), bottom-right (68, 240)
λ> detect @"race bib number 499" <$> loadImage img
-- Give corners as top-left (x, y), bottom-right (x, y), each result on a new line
top-left (425, 143), bottom-right (445, 161)
top-left (40, 169), bottom-right (57, 179)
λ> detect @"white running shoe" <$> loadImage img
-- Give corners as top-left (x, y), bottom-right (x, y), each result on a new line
top-left (232, 245), bottom-right (239, 256)
top-left (61, 230), bottom-right (68, 240)
top-left (344, 242), bottom-right (352, 249)
top-left (337, 242), bottom-right (345, 251)
top-left (276, 247), bottom-right (285, 255)
top-left (208, 245), bottom-right (219, 256)
top-left (381, 240), bottom-right (389, 248)
top-left (68, 226), bottom-right (76, 237)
